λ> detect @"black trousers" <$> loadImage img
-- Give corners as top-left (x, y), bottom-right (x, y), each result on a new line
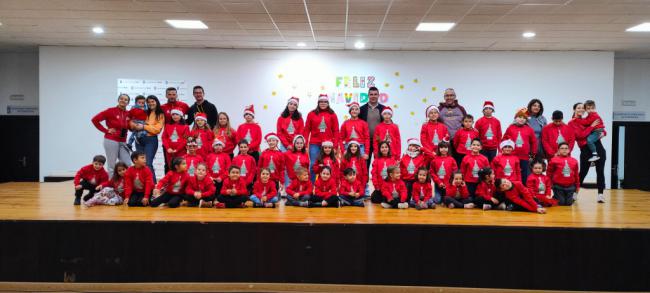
top-left (370, 189), bottom-right (383, 203)
top-left (444, 196), bottom-right (473, 208)
top-left (309, 195), bottom-right (339, 207)
top-left (185, 194), bottom-right (217, 207)
top-left (579, 140), bottom-right (606, 194)
top-left (480, 149), bottom-right (497, 163)
top-left (150, 193), bottom-right (184, 208)
top-left (217, 194), bottom-right (249, 208)
top-left (404, 180), bottom-right (415, 202)
top-left (127, 192), bottom-right (146, 207)
top-left (466, 182), bottom-right (478, 197)
top-left (366, 143), bottom-right (374, 171)
top-left (74, 180), bottom-right (97, 201)
top-left (474, 194), bottom-right (504, 207)
top-left (250, 151), bottom-right (260, 164)
top-left (382, 197), bottom-right (401, 208)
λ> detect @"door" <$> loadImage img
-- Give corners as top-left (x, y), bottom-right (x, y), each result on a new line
top-left (0, 116), bottom-right (39, 182)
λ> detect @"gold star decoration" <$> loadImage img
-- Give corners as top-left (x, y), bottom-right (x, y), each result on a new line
top-left (394, 71), bottom-right (400, 77)
top-left (413, 78), bottom-right (418, 83)
top-left (384, 82), bottom-right (390, 87)
top-left (431, 86), bottom-right (437, 92)
top-left (271, 91), bottom-right (276, 96)
top-left (343, 115), bottom-right (349, 120)
top-left (263, 105), bottom-right (268, 110)
top-left (277, 74), bottom-right (283, 79)
top-left (422, 98), bottom-right (427, 103)
top-left (410, 111), bottom-right (415, 116)
top-left (399, 84), bottom-right (404, 90)
top-left (393, 104), bottom-right (399, 109)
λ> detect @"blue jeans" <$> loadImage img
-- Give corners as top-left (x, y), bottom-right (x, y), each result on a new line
top-left (286, 194), bottom-right (310, 207)
top-left (586, 129), bottom-right (603, 154)
top-left (137, 135), bottom-right (158, 183)
top-left (309, 144), bottom-right (321, 182)
top-left (520, 159), bottom-right (530, 185)
top-left (433, 185), bottom-right (444, 204)
top-left (409, 198), bottom-right (435, 208)
top-left (250, 195), bottom-right (279, 206)
top-left (340, 195), bottom-right (365, 207)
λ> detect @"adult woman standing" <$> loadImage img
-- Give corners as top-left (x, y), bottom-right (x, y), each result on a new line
top-left (132, 95), bottom-right (165, 182)
top-left (527, 99), bottom-right (548, 160)
top-left (277, 96), bottom-right (305, 152)
top-left (568, 102), bottom-right (606, 203)
top-left (91, 94), bottom-right (132, 176)
top-left (303, 94), bottom-right (339, 181)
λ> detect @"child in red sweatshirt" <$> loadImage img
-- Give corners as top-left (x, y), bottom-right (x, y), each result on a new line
top-left (339, 167), bottom-right (365, 207)
top-left (183, 139), bottom-right (204, 178)
top-left (216, 166), bottom-right (249, 208)
top-left (541, 110), bottom-right (575, 158)
top-left (580, 100), bottom-right (606, 162)
top-left (400, 138), bottom-right (434, 201)
top-left (186, 163), bottom-right (217, 208)
top-left (214, 112), bottom-right (238, 157)
top-left (503, 108), bottom-right (537, 185)
top-left (370, 141), bottom-right (398, 203)
top-left (250, 168), bottom-right (279, 208)
top-left (277, 97), bottom-right (304, 152)
top-left (491, 139), bottom-right (522, 183)
top-left (496, 178), bottom-right (545, 214)
top-left (547, 142), bottom-right (580, 206)
top-left (444, 172), bottom-right (474, 209)
top-left (430, 141), bottom-right (457, 204)
top-left (205, 139), bottom-right (231, 195)
top-left (162, 109), bottom-right (190, 166)
top-left (258, 133), bottom-right (286, 190)
top-left (230, 139), bottom-right (257, 194)
top-left (151, 157), bottom-right (189, 208)
top-left (339, 102), bottom-right (370, 157)
top-left (409, 167), bottom-right (435, 210)
top-left (311, 166), bottom-right (340, 208)
top-left (285, 167), bottom-right (313, 207)
top-left (527, 159), bottom-right (557, 207)
top-left (304, 94), bottom-right (340, 178)
top-left (380, 166), bottom-right (408, 209)
top-left (420, 105), bottom-right (450, 153)
top-left (190, 113), bottom-right (215, 159)
top-left (453, 114), bottom-right (479, 166)
top-left (374, 106), bottom-right (401, 161)
top-left (124, 151), bottom-right (155, 207)
top-left (312, 140), bottom-right (340, 186)
top-left (237, 105), bottom-right (263, 163)
top-left (475, 101), bottom-right (502, 162)
top-left (73, 155), bottom-right (109, 205)
top-left (460, 138), bottom-right (490, 197)
top-left (341, 141), bottom-right (368, 191)
top-left (474, 167), bottom-right (505, 210)
top-left (284, 135), bottom-right (310, 191)
top-left (85, 162), bottom-right (127, 207)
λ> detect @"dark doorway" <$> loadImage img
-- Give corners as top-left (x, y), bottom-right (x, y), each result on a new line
top-left (613, 121), bottom-right (650, 191)
top-left (1, 115), bottom-right (39, 182)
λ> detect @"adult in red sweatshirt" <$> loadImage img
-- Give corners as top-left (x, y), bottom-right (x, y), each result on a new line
top-left (237, 105), bottom-right (263, 162)
top-left (541, 110), bottom-right (576, 158)
top-left (160, 87), bottom-right (189, 125)
top-left (124, 152), bottom-right (155, 207)
top-left (420, 105), bottom-right (450, 153)
top-left (339, 102), bottom-right (370, 156)
top-left (475, 101), bottom-right (502, 162)
top-left (91, 94), bottom-right (132, 175)
top-left (496, 178), bottom-right (545, 213)
top-left (569, 103), bottom-right (606, 200)
top-left (277, 97), bottom-right (305, 151)
top-left (503, 108), bottom-right (538, 185)
top-left (304, 95), bottom-right (340, 173)
top-left (547, 142), bottom-right (580, 206)
top-left (73, 157), bottom-right (109, 204)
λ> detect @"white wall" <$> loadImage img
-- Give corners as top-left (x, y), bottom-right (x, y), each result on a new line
top-left (39, 46), bottom-right (614, 186)
top-left (0, 52), bottom-right (39, 115)
top-left (614, 58), bottom-right (650, 121)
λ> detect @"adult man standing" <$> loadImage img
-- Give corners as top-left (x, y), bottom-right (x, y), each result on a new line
top-left (186, 85), bottom-right (219, 129)
top-left (160, 87), bottom-right (190, 125)
top-left (359, 86), bottom-right (385, 169)
top-left (438, 88), bottom-right (467, 138)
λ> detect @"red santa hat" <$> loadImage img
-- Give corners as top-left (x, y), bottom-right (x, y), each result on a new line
top-left (170, 109), bottom-right (184, 117)
top-left (212, 139), bottom-right (225, 147)
top-left (321, 140), bottom-right (334, 147)
top-left (347, 102), bottom-right (360, 109)
top-left (292, 134), bottom-right (305, 145)
top-left (500, 139), bottom-right (515, 149)
top-left (514, 107), bottom-right (528, 119)
top-left (381, 106), bottom-right (393, 116)
top-left (194, 113), bottom-right (207, 122)
top-left (186, 139), bottom-right (198, 147)
top-left (244, 104), bottom-right (255, 117)
top-left (483, 101), bottom-right (495, 112)
top-left (318, 94), bottom-right (329, 102)
top-left (407, 138), bottom-right (422, 147)
top-left (264, 132), bottom-right (280, 142)
top-left (287, 96), bottom-right (300, 106)
top-left (425, 105), bottom-right (439, 118)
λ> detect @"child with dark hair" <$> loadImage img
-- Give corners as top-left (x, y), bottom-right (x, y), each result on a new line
top-left (151, 157), bottom-right (189, 208)
top-left (183, 138), bottom-right (204, 178)
top-left (453, 114), bottom-right (479, 166)
top-left (250, 168), bottom-right (279, 208)
top-left (216, 166), bottom-right (249, 208)
top-left (237, 105), bottom-right (263, 163)
top-left (496, 178), bottom-right (546, 214)
top-left (206, 139), bottom-right (231, 195)
top-left (230, 139), bottom-right (257, 194)
top-left (503, 108), bottom-right (537, 185)
top-left (190, 113), bottom-right (215, 159)
top-left (73, 155), bottom-right (109, 205)
top-left (127, 95), bottom-right (148, 150)
top-left (579, 100), bottom-right (606, 162)
top-left (259, 133), bottom-right (286, 191)
top-left (443, 172), bottom-right (474, 209)
top-left (409, 167), bottom-right (435, 210)
top-left (460, 138), bottom-right (489, 196)
top-left (124, 151), bottom-right (154, 207)
top-left (285, 167), bottom-right (313, 207)
top-left (491, 139), bottom-right (522, 182)
top-left (162, 109), bottom-right (189, 166)
top-left (312, 140), bottom-right (340, 186)
top-left (186, 163), bottom-right (216, 208)
top-left (430, 141), bottom-right (457, 204)
top-left (474, 167), bottom-right (505, 210)
top-left (370, 140), bottom-right (397, 203)
top-left (399, 138), bottom-right (434, 201)
top-left (527, 159), bottom-right (557, 207)
top-left (380, 166), bottom-right (408, 209)
top-left (475, 101), bottom-right (502, 162)
top-left (339, 168), bottom-right (365, 207)
top-left (311, 166), bottom-right (340, 207)
top-left (341, 141), bottom-right (368, 192)
top-left (547, 142), bottom-right (580, 206)
top-left (84, 161), bottom-right (126, 207)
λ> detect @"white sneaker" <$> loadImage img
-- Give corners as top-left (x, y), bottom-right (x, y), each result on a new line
top-left (381, 202), bottom-right (392, 209)
top-left (482, 204), bottom-right (491, 211)
top-left (597, 193), bottom-right (605, 203)
top-left (588, 156), bottom-right (600, 162)
top-left (497, 202), bottom-right (506, 210)
top-left (397, 202), bottom-right (409, 209)
top-left (464, 203), bottom-right (475, 209)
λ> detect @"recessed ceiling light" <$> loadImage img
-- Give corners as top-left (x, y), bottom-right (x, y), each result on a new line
top-left (354, 41), bottom-right (365, 49)
top-left (165, 20), bottom-right (208, 29)
top-left (92, 26), bottom-right (104, 34)
top-left (626, 23), bottom-right (650, 32)
top-left (0, 22), bottom-right (3, 26)
top-left (415, 22), bottom-right (456, 32)
top-left (297, 42), bottom-right (306, 47)
top-left (523, 31), bottom-right (536, 38)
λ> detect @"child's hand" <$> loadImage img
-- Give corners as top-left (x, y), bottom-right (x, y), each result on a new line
top-left (293, 193), bottom-right (300, 199)
top-left (537, 207), bottom-right (546, 214)
top-left (439, 183), bottom-right (446, 189)
top-left (142, 198), bottom-right (149, 206)
top-left (420, 202), bottom-right (427, 209)
top-left (216, 178), bottom-right (222, 183)
top-left (461, 182), bottom-right (466, 187)
top-left (107, 128), bottom-right (117, 134)
top-left (167, 149), bottom-right (174, 154)
top-left (262, 196), bottom-right (267, 202)
top-left (362, 154), bottom-right (369, 160)
top-left (194, 192), bottom-right (201, 199)
top-left (75, 185), bottom-right (82, 190)
top-left (153, 189), bottom-right (161, 197)
top-left (546, 195), bottom-right (553, 199)
top-left (491, 197), bottom-right (499, 204)
top-left (95, 185), bottom-right (102, 191)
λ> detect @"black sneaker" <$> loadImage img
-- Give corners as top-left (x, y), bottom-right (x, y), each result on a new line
top-left (74, 196), bottom-right (81, 205)
top-left (506, 204), bottom-right (514, 211)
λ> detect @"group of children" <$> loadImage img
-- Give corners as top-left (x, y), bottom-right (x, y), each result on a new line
top-left (76, 95), bottom-right (602, 213)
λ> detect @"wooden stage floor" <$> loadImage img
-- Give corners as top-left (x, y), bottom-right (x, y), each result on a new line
top-left (0, 181), bottom-right (648, 229)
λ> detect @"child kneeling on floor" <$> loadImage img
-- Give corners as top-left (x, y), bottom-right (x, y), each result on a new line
top-left (84, 161), bottom-right (127, 207)
top-left (250, 168), bottom-right (279, 208)
top-left (216, 166), bottom-right (250, 208)
top-left (380, 166), bottom-right (408, 209)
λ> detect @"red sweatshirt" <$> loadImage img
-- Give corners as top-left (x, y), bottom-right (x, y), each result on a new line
top-left (237, 122), bottom-right (263, 152)
top-left (339, 118), bottom-right (370, 153)
top-left (374, 122), bottom-right (402, 160)
top-left (124, 166), bottom-right (154, 199)
top-left (277, 115), bottom-right (305, 150)
top-left (156, 171), bottom-right (189, 195)
top-left (475, 116), bottom-right (502, 150)
top-left (314, 178), bottom-right (338, 199)
top-left (99, 176), bottom-right (125, 196)
top-left (183, 153), bottom-right (204, 177)
top-left (284, 151), bottom-right (310, 181)
top-left (161, 101), bottom-right (190, 125)
top-left (475, 181), bottom-right (496, 201)
top-left (460, 153), bottom-right (490, 183)
top-left (503, 181), bottom-right (539, 212)
top-left (162, 124), bottom-right (189, 164)
top-left (340, 156), bottom-right (368, 185)
top-left (577, 111), bottom-right (605, 130)
top-left (220, 177), bottom-right (249, 196)
top-left (411, 181), bottom-right (433, 204)
top-left (190, 128), bottom-right (215, 158)
top-left (340, 178), bottom-right (364, 197)
top-left (541, 123), bottom-right (576, 156)
top-left (503, 124), bottom-right (537, 160)
top-left (230, 154), bottom-right (257, 185)
top-left (399, 148), bottom-right (434, 181)
top-left (380, 179), bottom-right (408, 203)
top-left (526, 173), bottom-right (557, 206)
top-left (547, 155), bottom-right (580, 191)
top-left (259, 149), bottom-right (286, 183)
top-left (491, 154), bottom-right (522, 182)
top-left (91, 106), bottom-right (130, 142)
top-left (453, 127), bottom-right (480, 155)
top-left (446, 183), bottom-right (469, 199)
top-left (313, 156), bottom-right (340, 184)
top-left (214, 126), bottom-right (238, 155)
top-left (252, 180), bottom-right (278, 200)
top-left (186, 175), bottom-right (216, 198)
top-left (371, 156), bottom-right (398, 190)
top-left (304, 110), bottom-right (340, 146)
top-left (205, 152), bottom-right (231, 182)
top-left (420, 120), bottom-right (450, 152)
top-left (74, 164), bottom-right (109, 186)
top-left (286, 179), bottom-right (313, 197)
top-left (129, 107), bottom-right (147, 121)
top-left (430, 156), bottom-right (457, 187)
top-left (568, 118), bottom-right (597, 149)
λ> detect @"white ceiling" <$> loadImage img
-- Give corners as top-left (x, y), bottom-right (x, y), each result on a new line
top-left (1, 0), bottom-right (650, 56)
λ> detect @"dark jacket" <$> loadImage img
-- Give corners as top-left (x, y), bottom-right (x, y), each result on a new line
top-left (187, 99), bottom-right (219, 129)
top-left (359, 103), bottom-right (386, 125)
